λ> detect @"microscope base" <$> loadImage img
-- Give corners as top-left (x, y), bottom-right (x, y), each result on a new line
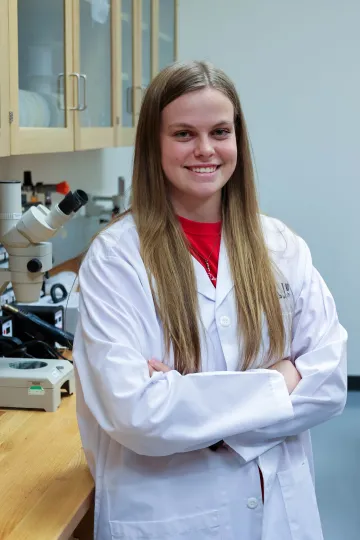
top-left (0, 358), bottom-right (74, 412)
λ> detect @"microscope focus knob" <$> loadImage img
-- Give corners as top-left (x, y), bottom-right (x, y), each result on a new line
top-left (27, 258), bottom-right (43, 273)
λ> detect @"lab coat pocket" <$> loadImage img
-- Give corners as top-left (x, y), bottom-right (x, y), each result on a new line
top-left (277, 459), bottom-right (323, 540)
top-left (110, 509), bottom-right (221, 539)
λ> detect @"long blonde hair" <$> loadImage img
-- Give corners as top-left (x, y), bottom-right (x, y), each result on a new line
top-left (115, 61), bottom-right (285, 373)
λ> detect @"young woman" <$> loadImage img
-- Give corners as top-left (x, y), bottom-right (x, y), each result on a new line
top-left (73, 60), bottom-right (347, 540)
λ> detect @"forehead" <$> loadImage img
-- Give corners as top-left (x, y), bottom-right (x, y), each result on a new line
top-left (162, 88), bottom-right (234, 127)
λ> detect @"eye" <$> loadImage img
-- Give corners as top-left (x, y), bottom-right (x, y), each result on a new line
top-left (213, 128), bottom-right (231, 138)
top-left (174, 130), bottom-right (192, 139)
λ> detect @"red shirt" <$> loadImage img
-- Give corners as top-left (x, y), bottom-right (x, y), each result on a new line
top-left (178, 215), bottom-right (221, 287)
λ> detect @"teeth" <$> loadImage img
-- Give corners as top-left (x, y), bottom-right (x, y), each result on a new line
top-left (189, 166), bottom-right (217, 173)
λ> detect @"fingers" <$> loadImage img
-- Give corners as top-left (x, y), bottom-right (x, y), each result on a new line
top-left (148, 358), bottom-right (171, 374)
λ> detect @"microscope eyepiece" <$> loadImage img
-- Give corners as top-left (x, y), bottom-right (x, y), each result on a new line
top-left (72, 190), bottom-right (88, 212)
top-left (58, 190), bottom-right (88, 215)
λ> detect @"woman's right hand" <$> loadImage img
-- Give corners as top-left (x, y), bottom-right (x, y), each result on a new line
top-left (269, 359), bottom-right (301, 394)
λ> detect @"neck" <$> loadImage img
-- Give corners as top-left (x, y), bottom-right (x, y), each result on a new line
top-left (170, 192), bottom-right (222, 223)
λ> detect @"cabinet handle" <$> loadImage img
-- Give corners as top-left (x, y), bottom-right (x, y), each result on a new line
top-left (133, 86), bottom-right (147, 116)
top-left (135, 85), bottom-right (147, 108)
top-left (68, 72), bottom-right (81, 110)
top-left (79, 74), bottom-right (88, 111)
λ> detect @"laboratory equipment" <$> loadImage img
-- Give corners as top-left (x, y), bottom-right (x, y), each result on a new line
top-left (85, 176), bottom-right (125, 222)
top-left (0, 358), bottom-right (74, 412)
top-left (0, 180), bottom-right (87, 410)
top-left (21, 291), bottom-right (80, 335)
top-left (0, 180), bottom-right (88, 303)
top-left (3, 303), bottom-right (74, 349)
top-left (22, 170), bottom-right (70, 209)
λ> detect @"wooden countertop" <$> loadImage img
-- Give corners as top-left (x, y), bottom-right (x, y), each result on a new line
top-left (0, 352), bottom-right (94, 540)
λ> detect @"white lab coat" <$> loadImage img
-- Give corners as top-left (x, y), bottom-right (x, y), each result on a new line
top-left (73, 214), bottom-right (347, 540)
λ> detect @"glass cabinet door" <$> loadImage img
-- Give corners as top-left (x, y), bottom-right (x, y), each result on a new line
top-left (158, 0), bottom-right (176, 71)
top-left (17, 0), bottom-right (67, 129)
top-left (10, 0), bottom-right (74, 154)
top-left (121, 0), bottom-right (135, 128)
top-left (79, 0), bottom-right (112, 128)
top-left (141, 0), bottom-right (152, 89)
top-left (0, 0), bottom-right (10, 157)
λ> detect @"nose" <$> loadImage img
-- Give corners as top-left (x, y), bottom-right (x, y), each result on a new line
top-left (194, 135), bottom-right (215, 158)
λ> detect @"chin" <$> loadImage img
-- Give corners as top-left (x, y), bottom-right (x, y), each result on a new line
top-left (188, 186), bottom-right (222, 200)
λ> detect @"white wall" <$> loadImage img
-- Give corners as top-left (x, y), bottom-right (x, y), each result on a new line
top-left (2, 147), bottom-right (134, 200)
top-left (1, 0), bottom-right (359, 373)
top-left (178, 0), bottom-right (360, 375)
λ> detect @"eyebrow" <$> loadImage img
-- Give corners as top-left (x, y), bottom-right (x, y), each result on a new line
top-left (168, 121), bottom-right (233, 129)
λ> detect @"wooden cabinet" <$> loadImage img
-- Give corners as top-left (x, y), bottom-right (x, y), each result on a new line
top-left (73, 0), bottom-right (117, 150)
top-left (116, 0), bottom-right (140, 146)
top-left (0, 0), bottom-right (10, 157)
top-left (9, 0), bottom-right (75, 154)
top-left (1, 0), bottom-right (177, 156)
top-left (116, 0), bottom-right (178, 146)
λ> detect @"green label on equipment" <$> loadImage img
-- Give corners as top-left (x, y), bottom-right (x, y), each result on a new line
top-left (28, 385), bottom-right (45, 396)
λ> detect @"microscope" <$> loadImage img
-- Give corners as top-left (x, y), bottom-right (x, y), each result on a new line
top-left (0, 180), bottom-right (88, 411)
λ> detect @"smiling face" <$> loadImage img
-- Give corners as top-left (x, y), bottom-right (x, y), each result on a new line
top-left (160, 87), bottom-right (237, 221)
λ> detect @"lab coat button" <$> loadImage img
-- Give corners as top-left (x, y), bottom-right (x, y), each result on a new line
top-left (220, 315), bottom-right (231, 327)
top-left (247, 497), bottom-right (258, 509)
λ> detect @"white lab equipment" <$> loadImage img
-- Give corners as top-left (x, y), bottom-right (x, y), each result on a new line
top-left (85, 176), bottom-right (125, 222)
top-left (0, 180), bottom-right (87, 303)
top-left (0, 180), bottom-right (87, 411)
top-left (0, 358), bottom-right (75, 412)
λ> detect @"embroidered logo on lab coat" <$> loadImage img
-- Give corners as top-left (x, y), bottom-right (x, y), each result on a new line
top-left (278, 282), bottom-right (291, 300)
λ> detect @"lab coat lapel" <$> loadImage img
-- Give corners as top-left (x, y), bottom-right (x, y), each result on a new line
top-left (192, 237), bottom-right (234, 333)
top-left (193, 256), bottom-right (216, 332)
top-left (192, 256), bottom-right (216, 302)
top-left (215, 236), bottom-right (234, 308)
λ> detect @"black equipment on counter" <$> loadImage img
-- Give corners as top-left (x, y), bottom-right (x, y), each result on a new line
top-left (11, 303), bottom-right (64, 348)
top-left (2, 304), bottom-right (74, 349)
top-left (50, 283), bottom-right (68, 304)
top-left (0, 315), bottom-right (13, 337)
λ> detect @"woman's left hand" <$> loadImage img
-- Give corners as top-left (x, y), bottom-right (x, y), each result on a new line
top-left (148, 358), bottom-right (171, 376)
